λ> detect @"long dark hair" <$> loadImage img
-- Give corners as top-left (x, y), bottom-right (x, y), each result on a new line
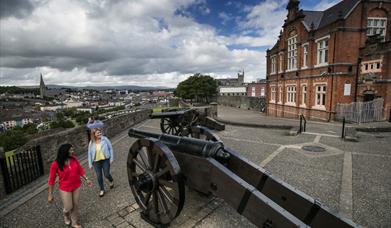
top-left (56, 144), bottom-right (73, 171)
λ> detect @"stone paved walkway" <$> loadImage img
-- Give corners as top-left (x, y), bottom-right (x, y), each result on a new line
top-left (1, 106), bottom-right (390, 227)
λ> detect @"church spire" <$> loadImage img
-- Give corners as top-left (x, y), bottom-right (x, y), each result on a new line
top-left (39, 73), bottom-right (46, 99)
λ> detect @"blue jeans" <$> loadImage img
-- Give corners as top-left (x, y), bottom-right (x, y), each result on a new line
top-left (93, 159), bottom-right (113, 191)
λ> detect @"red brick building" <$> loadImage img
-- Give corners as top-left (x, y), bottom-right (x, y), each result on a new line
top-left (266, 0), bottom-right (391, 121)
top-left (247, 79), bottom-right (267, 98)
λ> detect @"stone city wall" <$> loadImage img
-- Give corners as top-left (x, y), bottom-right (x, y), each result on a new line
top-left (0, 109), bottom-right (151, 199)
top-left (217, 96), bottom-right (266, 112)
top-left (15, 109), bottom-right (151, 175)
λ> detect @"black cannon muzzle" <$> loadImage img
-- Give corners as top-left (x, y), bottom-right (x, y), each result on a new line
top-left (128, 128), bottom-right (230, 163)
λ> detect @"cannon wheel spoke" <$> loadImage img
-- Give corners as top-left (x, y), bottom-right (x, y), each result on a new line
top-left (160, 118), bottom-right (182, 136)
top-left (128, 138), bottom-right (185, 225)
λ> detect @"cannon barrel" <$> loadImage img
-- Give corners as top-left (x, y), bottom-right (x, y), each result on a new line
top-left (128, 128), bottom-right (230, 162)
top-left (150, 109), bottom-right (193, 119)
top-left (128, 128), bottom-right (358, 227)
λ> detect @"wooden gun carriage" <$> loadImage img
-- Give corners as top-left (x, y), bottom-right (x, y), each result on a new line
top-left (150, 108), bottom-right (225, 136)
top-left (127, 126), bottom-right (357, 227)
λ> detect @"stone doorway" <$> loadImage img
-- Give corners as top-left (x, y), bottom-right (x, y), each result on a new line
top-left (363, 91), bottom-right (375, 102)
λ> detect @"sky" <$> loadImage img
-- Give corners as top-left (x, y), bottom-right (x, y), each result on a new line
top-left (0, 0), bottom-right (342, 88)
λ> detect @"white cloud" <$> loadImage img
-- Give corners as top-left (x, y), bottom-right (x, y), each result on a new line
top-left (1, 0), bottom-right (342, 88)
top-left (1, 0), bottom-right (267, 87)
top-left (236, 0), bottom-right (288, 47)
top-left (312, 0), bottom-right (343, 11)
top-left (218, 12), bottom-right (230, 25)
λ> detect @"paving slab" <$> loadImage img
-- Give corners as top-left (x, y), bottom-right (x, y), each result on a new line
top-left (218, 125), bottom-right (315, 146)
top-left (1, 108), bottom-right (390, 227)
top-left (194, 202), bottom-right (255, 228)
top-left (352, 154), bottom-right (391, 227)
top-left (264, 147), bottom-right (343, 213)
top-left (321, 132), bottom-right (391, 156)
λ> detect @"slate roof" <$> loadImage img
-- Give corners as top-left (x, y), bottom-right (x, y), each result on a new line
top-left (302, 11), bottom-right (323, 30)
top-left (301, 0), bottom-right (360, 31)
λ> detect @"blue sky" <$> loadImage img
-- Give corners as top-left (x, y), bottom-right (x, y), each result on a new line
top-left (178, 0), bottom-right (340, 48)
top-left (0, 0), bottom-right (341, 87)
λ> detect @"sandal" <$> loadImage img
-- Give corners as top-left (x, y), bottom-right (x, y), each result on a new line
top-left (64, 212), bottom-right (71, 227)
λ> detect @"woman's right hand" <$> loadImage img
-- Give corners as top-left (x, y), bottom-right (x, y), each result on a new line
top-left (48, 194), bottom-right (54, 204)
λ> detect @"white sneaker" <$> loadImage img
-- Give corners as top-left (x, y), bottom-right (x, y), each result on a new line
top-left (99, 190), bottom-right (105, 197)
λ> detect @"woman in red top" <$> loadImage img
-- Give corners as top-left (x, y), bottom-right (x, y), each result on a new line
top-left (48, 144), bottom-right (92, 228)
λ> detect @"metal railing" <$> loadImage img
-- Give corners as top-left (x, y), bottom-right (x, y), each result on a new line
top-left (298, 114), bottom-right (307, 134)
top-left (0, 146), bottom-right (44, 194)
top-left (336, 98), bottom-right (384, 123)
top-left (341, 117), bottom-right (346, 139)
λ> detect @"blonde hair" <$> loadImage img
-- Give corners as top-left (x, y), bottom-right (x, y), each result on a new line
top-left (90, 128), bottom-right (102, 142)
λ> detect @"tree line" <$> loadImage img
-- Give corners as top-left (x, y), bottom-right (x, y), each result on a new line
top-left (0, 86), bottom-right (40, 95)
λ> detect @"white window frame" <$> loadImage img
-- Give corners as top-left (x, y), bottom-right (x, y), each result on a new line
top-left (315, 36), bottom-right (329, 67)
top-left (278, 86), bottom-right (283, 104)
top-left (300, 85), bottom-right (307, 107)
top-left (270, 86), bottom-right (276, 103)
top-left (302, 43), bottom-right (309, 69)
top-left (361, 59), bottom-right (383, 73)
top-left (261, 87), bottom-right (265, 97)
top-left (251, 87), bottom-right (256, 97)
top-left (287, 35), bottom-right (297, 71)
top-left (285, 85), bottom-right (296, 105)
top-left (278, 52), bottom-right (284, 73)
top-left (313, 84), bottom-right (326, 110)
top-left (367, 17), bottom-right (387, 40)
top-left (271, 56), bottom-right (277, 74)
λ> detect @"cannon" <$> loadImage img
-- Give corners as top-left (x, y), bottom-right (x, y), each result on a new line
top-left (127, 128), bottom-right (357, 227)
top-left (150, 108), bottom-right (225, 136)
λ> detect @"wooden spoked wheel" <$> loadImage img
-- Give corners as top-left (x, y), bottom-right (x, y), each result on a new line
top-left (127, 138), bottom-right (185, 225)
top-left (185, 110), bottom-right (199, 127)
top-left (160, 118), bottom-right (183, 135)
top-left (190, 126), bottom-right (221, 142)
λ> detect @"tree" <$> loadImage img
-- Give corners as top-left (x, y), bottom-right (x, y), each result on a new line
top-left (0, 129), bottom-right (28, 151)
top-left (22, 123), bottom-right (38, 135)
top-left (56, 112), bottom-right (65, 121)
top-left (175, 74), bottom-right (218, 103)
top-left (50, 120), bottom-right (75, 129)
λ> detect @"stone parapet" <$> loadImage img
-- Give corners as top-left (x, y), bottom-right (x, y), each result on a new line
top-left (14, 109), bottom-right (151, 175)
top-left (0, 147), bottom-right (5, 199)
top-left (217, 96), bottom-right (266, 112)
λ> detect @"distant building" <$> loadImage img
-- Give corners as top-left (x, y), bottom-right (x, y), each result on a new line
top-left (64, 99), bottom-right (83, 108)
top-left (247, 80), bottom-right (267, 98)
top-left (76, 107), bottom-right (94, 113)
top-left (108, 101), bottom-right (125, 107)
top-left (219, 86), bottom-right (247, 96)
top-left (40, 105), bottom-right (65, 112)
top-left (39, 74), bottom-right (47, 99)
top-left (217, 71), bottom-right (245, 87)
top-left (1, 117), bottom-right (33, 130)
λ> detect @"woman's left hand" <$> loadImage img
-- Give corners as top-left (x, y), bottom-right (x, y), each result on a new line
top-left (86, 179), bottom-right (93, 188)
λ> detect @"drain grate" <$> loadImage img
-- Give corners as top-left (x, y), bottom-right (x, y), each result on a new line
top-left (302, 145), bottom-right (326, 152)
